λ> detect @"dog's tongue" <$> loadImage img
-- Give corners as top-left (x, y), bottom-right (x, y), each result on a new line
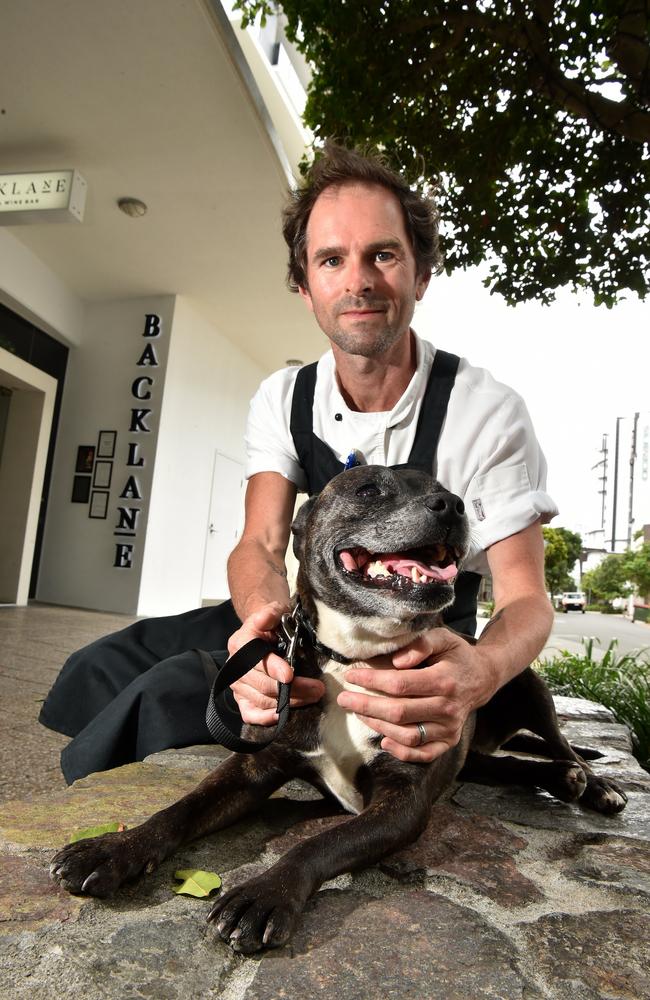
top-left (382, 555), bottom-right (458, 582)
top-left (340, 550), bottom-right (363, 572)
top-left (339, 550), bottom-right (457, 582)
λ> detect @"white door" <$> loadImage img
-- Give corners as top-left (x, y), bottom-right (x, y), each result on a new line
top-left (201, 451), bottom-right (245, 601)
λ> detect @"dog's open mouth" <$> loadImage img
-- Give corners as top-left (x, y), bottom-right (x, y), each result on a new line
top-left (337, 544), bottom-right (460, 588)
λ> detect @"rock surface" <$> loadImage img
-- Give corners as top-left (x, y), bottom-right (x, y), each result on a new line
top-left (1, 700), bottom-right (648, 1000)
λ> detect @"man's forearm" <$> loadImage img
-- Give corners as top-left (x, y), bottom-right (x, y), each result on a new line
top-left (475, 593), bottom-right (554, 703)
top-left (227, 539), bottom-right (291, 622)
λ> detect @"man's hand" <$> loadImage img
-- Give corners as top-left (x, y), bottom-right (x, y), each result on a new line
top-left (337, 628), bottom-right (498, 763)
top-left (229, 603), bottom-right (325, 726)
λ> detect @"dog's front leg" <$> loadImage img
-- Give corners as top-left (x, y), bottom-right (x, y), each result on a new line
top-left (208, 758), bottom-right (437, 953)
top-left (51, 751), bottom-right (292, 898)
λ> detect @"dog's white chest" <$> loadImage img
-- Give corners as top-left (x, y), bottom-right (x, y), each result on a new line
top-left (306, 660), bottom-right (378, 814)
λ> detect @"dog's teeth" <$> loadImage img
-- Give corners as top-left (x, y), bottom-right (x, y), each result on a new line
top-left (420, 572), bottom-right (427, 583)
top-left (411, 567), bottom-right (418, 582)
top-left (367, 561), bottom-right (390, 578)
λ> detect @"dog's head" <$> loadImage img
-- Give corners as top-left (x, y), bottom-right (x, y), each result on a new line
top-left (291, 466), bottom-right (470, 647)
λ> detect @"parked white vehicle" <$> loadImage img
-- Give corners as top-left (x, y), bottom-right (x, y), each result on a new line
top-left (558, 591), bottom-right (586, 613)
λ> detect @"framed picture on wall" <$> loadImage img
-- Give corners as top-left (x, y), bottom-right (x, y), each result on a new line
top-left (71, 475), bottom-right (91, 504)
top-left (97, 430), bottom-right (116, 459)
top-left (75, 445), bottom-right (95, 473)
top-left (93, 460), bottom-right (113, 489)
top-left (89, 491), bottom-right (109, 519)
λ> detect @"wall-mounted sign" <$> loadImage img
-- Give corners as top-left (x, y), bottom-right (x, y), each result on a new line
top-left (0, 169), bottom-right (87, 225)
top-left (113, 313), bottom-right (162, 570)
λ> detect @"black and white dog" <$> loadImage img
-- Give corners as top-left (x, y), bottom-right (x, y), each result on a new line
top-left (50, 466), bottom-right (627, 952)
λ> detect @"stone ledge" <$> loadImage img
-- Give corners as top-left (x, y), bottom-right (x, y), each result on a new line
top-left (1, 698), bottom-right (648, 1000)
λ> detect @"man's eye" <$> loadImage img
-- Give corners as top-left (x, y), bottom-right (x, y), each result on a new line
top-left (324, 256), bottom-right (341, 267)
top-left (376, 251), bottom-right (394, 262)
top-left (356, 483), bottom-right (381, 498)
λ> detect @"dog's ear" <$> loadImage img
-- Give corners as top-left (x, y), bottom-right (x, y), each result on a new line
top-left (290, 496), bottom-right (318, 561)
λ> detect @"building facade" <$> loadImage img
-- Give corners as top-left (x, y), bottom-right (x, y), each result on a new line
top-left (0, 0), bottom-right (319, 615)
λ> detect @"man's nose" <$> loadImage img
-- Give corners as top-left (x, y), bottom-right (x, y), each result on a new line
top-left (345, 256), bottom-right (375, 295)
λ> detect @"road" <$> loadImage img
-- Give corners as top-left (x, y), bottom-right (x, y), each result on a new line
top-left (542, 610), bottom-right (650, 661)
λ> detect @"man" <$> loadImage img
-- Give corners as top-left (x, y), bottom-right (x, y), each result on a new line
top-left (225, 142), bottom-right (555, 763)
top-left (40, 142), bottom-right (555, 779)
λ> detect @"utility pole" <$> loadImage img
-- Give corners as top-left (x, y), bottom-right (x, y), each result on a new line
top-left (592, 434), bottom-right (608, 532)
top-left (628, 412), bottom-right (639, 548)
top-left (611, 417), bottom-right (621, 552)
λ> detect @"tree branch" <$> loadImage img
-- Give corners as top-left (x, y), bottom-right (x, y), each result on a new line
top-left (608, 0), bottom-right (650, 100)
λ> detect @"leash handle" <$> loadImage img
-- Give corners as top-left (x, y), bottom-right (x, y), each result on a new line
top-left (201, 638), bottom-right (292, 753)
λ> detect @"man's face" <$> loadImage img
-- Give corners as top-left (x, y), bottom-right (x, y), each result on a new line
top-left (298, 182), bottom-right (430, 358)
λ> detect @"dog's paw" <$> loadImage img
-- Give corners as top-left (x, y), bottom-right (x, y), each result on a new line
top-left (581, 775), bottom-right (628, 815)
top-left (543, 760), bottom-right (588, 803)
top-left (49, 832), bottom-right (146, 897)
top-left (207, 875), bottom-right (305, 953)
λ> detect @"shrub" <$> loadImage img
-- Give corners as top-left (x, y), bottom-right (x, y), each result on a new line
top-left (536, 638), bottom-right (650, 772)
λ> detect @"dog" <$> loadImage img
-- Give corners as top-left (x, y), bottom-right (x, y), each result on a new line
top-left (50, 466), bottom-right (627, 953)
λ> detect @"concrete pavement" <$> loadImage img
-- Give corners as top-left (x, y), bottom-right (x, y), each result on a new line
top-left (0, 603), bottom-right (649, 998)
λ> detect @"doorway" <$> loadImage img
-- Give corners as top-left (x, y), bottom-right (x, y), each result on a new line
top-left (0, 302), bottom-right (68, 602)
top-left (0, 349), bottom-right (57, 603)
top-left (201, 451), bottom-right (245, 603)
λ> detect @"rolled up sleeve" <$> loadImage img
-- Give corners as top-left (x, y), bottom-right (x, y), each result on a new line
top-left (464, 394), bottom-right (558, 554)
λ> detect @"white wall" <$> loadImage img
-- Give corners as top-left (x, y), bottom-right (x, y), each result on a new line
top-left (137, 296), bottom-right (265, 615)
top-left (37, 297), bottom-right (175, 612)
top-left (0, 229), bottom-right (85, 347)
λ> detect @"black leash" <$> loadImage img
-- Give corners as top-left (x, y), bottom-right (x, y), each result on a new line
top-left (201, 603), bottom-right (354, 753)
top-left (201, 609), bottom-right (302, 753)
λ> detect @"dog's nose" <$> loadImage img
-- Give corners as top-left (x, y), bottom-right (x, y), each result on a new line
top-left (424, 492), bottom-right (465, 518)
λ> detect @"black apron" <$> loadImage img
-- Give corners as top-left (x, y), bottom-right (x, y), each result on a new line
top-left (290, 348), bottom-right (480, 636)
top-left (39, 349), bottom-right (479, 782)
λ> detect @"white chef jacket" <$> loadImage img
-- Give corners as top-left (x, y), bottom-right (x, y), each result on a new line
top-left (245, 333), bottom-right (558, 575)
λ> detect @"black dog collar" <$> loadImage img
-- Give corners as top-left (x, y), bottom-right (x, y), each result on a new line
top-left (292, 602), bottom-right (354, 665)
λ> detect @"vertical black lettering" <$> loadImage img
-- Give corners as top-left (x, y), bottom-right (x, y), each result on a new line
top-left (143, 313), bottom-right (161, 338)
top-left (119, 476), bottom-right (142, 500)
top-left (129, 409), bottom-right (151, 432)
top-left (114, 543), bottom-right (133, 568)
top-left (126, 442), bottom-right (145, 467)
top-left (131, 376), bottom-right (153, 400)
top-left (115, 507), bottom-right (140, 531)
top-left (136, 343), bottom-right (159, 366)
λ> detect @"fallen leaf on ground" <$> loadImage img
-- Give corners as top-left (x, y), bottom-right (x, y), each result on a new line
top-left (69, 822), bottom-right (126, 843)
top-left (173, 869), bottom-right (222, 898)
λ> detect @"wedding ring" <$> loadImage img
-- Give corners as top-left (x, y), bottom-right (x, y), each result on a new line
top-left (416, 722), bottom-right (427, 746)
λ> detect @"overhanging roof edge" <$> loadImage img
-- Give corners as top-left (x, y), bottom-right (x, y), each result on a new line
top-left (202, 0), bottom-right (295, 186)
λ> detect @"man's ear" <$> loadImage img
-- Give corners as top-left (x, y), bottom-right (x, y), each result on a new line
top-left (415, 271), bottom-right (431, 302)
top-left (298, 284), bottom-right (314, 312)
top-left (291, 496), bottom-right (318, 561)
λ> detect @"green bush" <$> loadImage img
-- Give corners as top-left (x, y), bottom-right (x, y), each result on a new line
top-left (536, 638), bottom-right (650, 772)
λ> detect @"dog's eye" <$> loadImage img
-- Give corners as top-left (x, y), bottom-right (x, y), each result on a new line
top-left (355, 483), bottom-right (381, 498)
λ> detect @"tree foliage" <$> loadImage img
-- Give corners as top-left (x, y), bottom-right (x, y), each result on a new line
top-left (555, 526), bottom-right (583, 569)
top-left (543, 526), bottom-right (581, 594)
top-left (238, 0), bottom-right (650, 306)
top-left (582, 552), bottom-right (631, 602)
top-left (621, 542), bottom-right (650, 598)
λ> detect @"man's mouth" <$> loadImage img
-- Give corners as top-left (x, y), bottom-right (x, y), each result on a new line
top-left (339, 310), bottom-right (387, 323)
top-left (337, 544), bottom-right (460, 588)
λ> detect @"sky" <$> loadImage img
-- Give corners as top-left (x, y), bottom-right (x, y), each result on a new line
top-left (414, 268), bottom-right (649, 549)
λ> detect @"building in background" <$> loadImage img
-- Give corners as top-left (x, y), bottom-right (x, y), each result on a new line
top-left (0, 0), bottom-right (318, 615)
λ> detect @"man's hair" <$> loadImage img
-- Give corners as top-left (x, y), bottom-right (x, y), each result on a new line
top-left (282, 140), bottom-right (442, 292)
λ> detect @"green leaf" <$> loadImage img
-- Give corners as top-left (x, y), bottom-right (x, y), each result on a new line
top-left (172, 869), bottom-right (222, 899)
top-left (69, 822), bottom-right (126, 843)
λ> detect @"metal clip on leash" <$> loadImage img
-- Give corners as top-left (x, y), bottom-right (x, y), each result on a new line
top-left (278, 611), bottom-right (300, 666)
top-left (202, 606), bottom-right (301, 753)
